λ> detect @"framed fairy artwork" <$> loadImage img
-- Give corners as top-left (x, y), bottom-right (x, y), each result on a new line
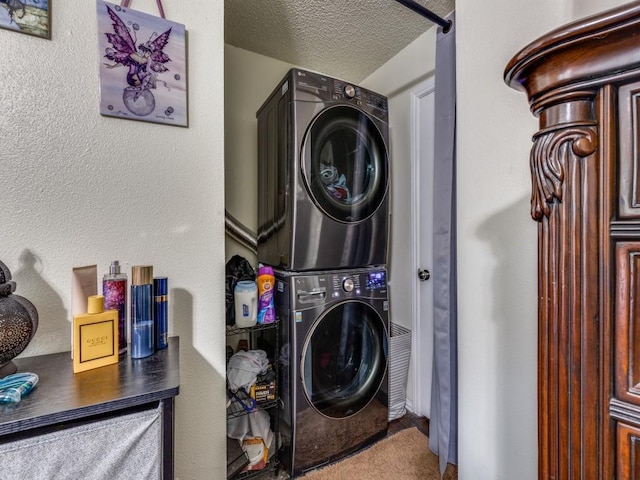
top-left (0, 0), bottom-right (51, 39)
top-left (96, 0), bottom-right (188, 127)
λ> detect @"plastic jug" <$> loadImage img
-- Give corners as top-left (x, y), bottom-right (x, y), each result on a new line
top-left (234, 280), bottom-right (258, 328)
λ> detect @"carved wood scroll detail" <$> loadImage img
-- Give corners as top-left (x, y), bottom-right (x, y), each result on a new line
top-left (530, 124), bottom-right (598, 221)
top-left (504, 3), bottom-right (640, 478)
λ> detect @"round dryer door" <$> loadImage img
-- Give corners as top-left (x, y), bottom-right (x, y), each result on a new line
top-left (302, 105), bottom-right (388, 223)
top-left (300, 300), bottom-right (388, 419)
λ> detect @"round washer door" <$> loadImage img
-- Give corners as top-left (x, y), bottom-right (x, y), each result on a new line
top-left (300, 300), bottom-right (388, 419)
top-left (302, 105), bottom-right (388, 223)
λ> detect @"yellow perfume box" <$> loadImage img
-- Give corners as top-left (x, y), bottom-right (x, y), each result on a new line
top-left (73, 295), bottom-right (119, 374)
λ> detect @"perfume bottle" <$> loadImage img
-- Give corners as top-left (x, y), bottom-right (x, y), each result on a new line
top-left (73, 295), bottom-right (119, 373)
top-left (130, 265), bottom-right (154, 359)
top-left (103, 260), bottom-right (127, 355)
top-left (154, 277), bottom-right (168, 350)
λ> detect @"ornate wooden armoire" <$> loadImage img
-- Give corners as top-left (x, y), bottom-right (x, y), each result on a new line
top-left (504, 1), bottom-right (640, 478)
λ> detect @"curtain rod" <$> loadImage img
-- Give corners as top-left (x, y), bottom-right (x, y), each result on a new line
top-left (394, 0), bottom-right (452, 33)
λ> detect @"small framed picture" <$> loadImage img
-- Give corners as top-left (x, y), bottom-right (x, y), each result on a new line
top-left (0, 0), bottom-right (51, 39)
top-left (96, 1), bottom-right (188, 127)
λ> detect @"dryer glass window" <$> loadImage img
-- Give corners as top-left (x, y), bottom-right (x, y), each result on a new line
top-left (304, 106), bottom-right (388, 223)
top-left (301, 301), bottom-right (387, 419)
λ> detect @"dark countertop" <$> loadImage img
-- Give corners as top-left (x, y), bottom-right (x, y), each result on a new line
top-left (0, 337), bottom-right (180, 436)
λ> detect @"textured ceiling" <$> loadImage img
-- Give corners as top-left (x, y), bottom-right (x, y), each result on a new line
top-left (225, 0), bottom-right (455, 83)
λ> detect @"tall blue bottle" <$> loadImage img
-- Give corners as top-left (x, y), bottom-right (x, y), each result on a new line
top-left (131, 265), bottom-right (154, 358)
top-left (154, 277), bottom-right (168, 350)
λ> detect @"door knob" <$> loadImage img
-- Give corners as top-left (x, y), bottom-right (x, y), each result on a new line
top-left (418, 269), bottom-right (431, 281)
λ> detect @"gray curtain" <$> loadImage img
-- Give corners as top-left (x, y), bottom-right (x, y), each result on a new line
top-left (428, 11), bottom-right (457, 476)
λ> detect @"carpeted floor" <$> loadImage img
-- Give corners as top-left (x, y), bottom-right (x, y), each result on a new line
top-left (299, 427), bottom-right (457, 480)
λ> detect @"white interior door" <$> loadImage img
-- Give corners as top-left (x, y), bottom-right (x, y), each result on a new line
top-left (410, 77), bottom-right (435, 418)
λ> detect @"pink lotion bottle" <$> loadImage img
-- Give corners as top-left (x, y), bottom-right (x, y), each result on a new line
top-left (103, 260), bottom-right (128, 355)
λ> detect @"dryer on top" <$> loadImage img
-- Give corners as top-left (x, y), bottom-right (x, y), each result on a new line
top-left (257, 68), bottom-right (390, 271)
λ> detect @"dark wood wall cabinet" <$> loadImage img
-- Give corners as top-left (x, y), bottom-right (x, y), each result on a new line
top-left (504, 2), bottom-right (640, 478)
top-left (0, 337), bottom-right (180, 479)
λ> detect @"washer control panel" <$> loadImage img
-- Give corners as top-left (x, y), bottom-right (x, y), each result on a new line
top-left (364, 270), bottom-right (386, 290)
top-left (294, 275), bottom-right (328, 305)
top-left (291, 269), bottom-right (387, 307)
top-left (330, 270), bottom-right (386, 299)
top-left (332, 274), bottom-right (359, 293)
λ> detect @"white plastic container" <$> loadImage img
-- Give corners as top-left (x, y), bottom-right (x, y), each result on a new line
top-left (234, 280), bottom-right (258, 328)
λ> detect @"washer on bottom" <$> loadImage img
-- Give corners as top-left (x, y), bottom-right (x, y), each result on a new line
top-left (275, 267), bottom-right (389, 477)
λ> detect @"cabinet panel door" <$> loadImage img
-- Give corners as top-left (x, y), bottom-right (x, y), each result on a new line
top-left (619, 81), bottom-right (640, 218)
top-left (615, 243), bottom-right (640, 404)
top-left (618, 422), bottom-right (640, 480)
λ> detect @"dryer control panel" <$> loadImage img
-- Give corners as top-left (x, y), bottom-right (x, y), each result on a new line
top-left (291, 68), bottom-right (389, 118)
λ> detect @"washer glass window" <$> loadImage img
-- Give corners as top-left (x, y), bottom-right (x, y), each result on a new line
top-left (301, 301), bottom-right (387, 419)
top-left (303, 106), bottom-right (388, 223)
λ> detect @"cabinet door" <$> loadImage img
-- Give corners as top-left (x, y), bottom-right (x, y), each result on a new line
top-left (619, 81), bottom-right (640, 218)
top-left (618, 422), bottom-right (640, 479)
top-left (616, 243), bottom-right (640, 404)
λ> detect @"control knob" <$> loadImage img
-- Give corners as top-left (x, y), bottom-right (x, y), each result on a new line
top-left (342, 278), bottom-right (354, 292)
top-left (344, 84), bottom-right (356, 99)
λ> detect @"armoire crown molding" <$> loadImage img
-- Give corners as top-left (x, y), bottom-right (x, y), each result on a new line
top-left (505, 2), bottom-right (640, 478)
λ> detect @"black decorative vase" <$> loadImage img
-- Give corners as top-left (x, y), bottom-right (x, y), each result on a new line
top-left (0, 260), bottom-right (38, 378)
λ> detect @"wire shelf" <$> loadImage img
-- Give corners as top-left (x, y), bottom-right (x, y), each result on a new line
top-left (226, 320), bottom-right (279, 337)
top-left (227, 393), bottom-right (278, 420)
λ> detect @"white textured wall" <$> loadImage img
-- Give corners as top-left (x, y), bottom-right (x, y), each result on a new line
top-left (457, 0), bottom-right (627, 478)
top-left (224, 45), bottom-right (293, 263)
top-left (0, 1), bottom-right (226, 478)
top-left (572, 0), bottom-right (629, 17)
top-left (362, 27), bottom-right (437, 414)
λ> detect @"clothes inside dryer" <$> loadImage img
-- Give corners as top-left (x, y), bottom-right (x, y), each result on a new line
top-left (309, 106), bottom-right (386, 219)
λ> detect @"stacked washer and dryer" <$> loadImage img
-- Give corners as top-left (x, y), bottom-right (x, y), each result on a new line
top-left (256, 68), bottom-right (391, 477)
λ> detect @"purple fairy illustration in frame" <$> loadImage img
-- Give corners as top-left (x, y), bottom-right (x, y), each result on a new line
top-left (96, 0), bottom-right (187, 127)
top-left (0, 0), bottom-right (50, 38)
